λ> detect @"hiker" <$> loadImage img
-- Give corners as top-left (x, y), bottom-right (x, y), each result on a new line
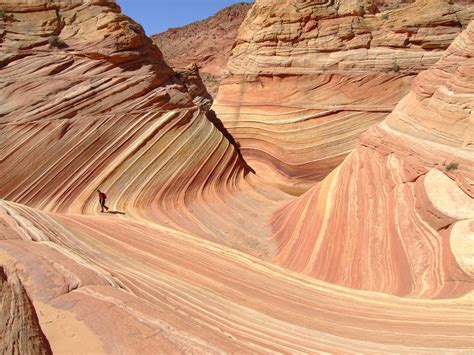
top-left (97, 190), bottom-right (109, 213)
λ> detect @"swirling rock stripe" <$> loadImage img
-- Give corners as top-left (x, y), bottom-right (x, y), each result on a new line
top-left (0, 1), bottom-right (473, 351)
top-left (271, 21), bottom-right (474, 299)
top-left (213, 0), bottom-right (473, 185)
top-left (0, 1), bottom-right (288, 254)
top-left (0, 200), bottom-right (473, 353)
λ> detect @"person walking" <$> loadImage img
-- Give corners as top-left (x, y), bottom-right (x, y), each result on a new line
top-left (97, 189), bottom-right (109, 213)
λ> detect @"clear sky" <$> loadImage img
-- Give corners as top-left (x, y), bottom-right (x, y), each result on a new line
top-left (117, 0), bottom-right (254, 35)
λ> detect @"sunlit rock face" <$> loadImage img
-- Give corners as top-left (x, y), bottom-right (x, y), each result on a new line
top-left (0, 265), bottom-right (52, 355)
top-left (1, 199), bottom-right (473, 353)
top-left (214, 0), bottom-right (473, 187)
top-left (152, 2), bottom-right (252, 98)
top-left (0, 0), bottom-right (246, 215)
top-left (0, 0), bottom-right (473, 353)
top-left (0, 0), bottom-right (286, 256)
top-left (271, 20), bottom-right (474, 299)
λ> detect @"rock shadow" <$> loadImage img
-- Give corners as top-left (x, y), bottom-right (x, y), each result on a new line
top-left (107, 211), bottom-right (126, 215)
top-left (206, 109), bottom-right (256, 175)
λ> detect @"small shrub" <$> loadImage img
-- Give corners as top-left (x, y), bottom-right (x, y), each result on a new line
top-left (392, 63), bottom-right (400, 72)
top-left (381, 13), bottom-right (389, 20)
top-left (48, 35), bottom-right (67, 48)
top-left (445, 161), bottom-right (459, 171)
top-left (0, 11), bottom-right (5, 19)
top-left (129, 23), bottom-right (142, 34)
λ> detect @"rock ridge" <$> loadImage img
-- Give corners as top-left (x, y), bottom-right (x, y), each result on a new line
top-left (271, 19), bottom-right (474, 298)
top-left (213, 0), bottom-right (474, 186)
top-left (0, 265), bottom-right (52, 355)
top-left (152, 2), bottom-right (253, 97)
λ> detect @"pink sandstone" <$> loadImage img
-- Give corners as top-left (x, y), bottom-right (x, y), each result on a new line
top-left (271, 20), bottom-right (474, 299)
top-left (0, 200), bottom-right (473, 352)
top-left (213, 0), bottom-right (474, 187)
top-left (0, 0), bottom-right (473, 353)
top-left (151, 3), bottom-right (252, 97)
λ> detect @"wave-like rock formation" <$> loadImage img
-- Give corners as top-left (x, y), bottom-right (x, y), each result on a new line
top-left (214, 0), bottom-right (474, 186)
top-left (0, 0), bottom-right (294, 258)
top-left (0, 2), bottom-right (248, 218)
top-left (272, 20), bottom-right (474, 299)
top-left (1, 199), bottom-right (473, 352)
top-left (0, 0), bottom-right (473, 352)
top-left (152, 2), bottom-right (252, 97)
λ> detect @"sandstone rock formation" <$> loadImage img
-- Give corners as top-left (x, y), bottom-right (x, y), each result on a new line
top-left (0, 0), bottom-right (473, 353)
top-left (214, 0), bottom-right (474, 186)
top-left (1, 266), bottom-right (52, 355)
top-left (152, 2), bottom-right (252, 97)
top-left (1, 199), bottom-right (473, 353)
top-left (0, 2), bottom-right (246, 215)
top-left (272, 19), bottom-right (474, 299)
top-left (175, 64), bottom-right (213, 111)
top-left (0, 0), bottom-right (283, 259)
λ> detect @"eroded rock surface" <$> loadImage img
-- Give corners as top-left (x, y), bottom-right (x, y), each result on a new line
top-left (272, 20), bottom-right (474, 299)
top-left (0, 0), bottom-right (261, 246)
top-left (214, 0), bottom-right (474, 186)
top-left (152, 2), bottom-right (252, 97)
top-left (0, 199), bottom-right (473, 353)
top-left (175, 64), bottom-right (213, 111)
top-left (0, 266), bottom-right (52, 355)
top-left (0, 0), bottom-right (473, 353)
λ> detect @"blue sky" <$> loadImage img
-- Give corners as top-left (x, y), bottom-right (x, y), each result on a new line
top-left (117, 0), bottom-right (254, 35)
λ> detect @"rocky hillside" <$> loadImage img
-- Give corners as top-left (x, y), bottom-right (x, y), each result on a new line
top-left (272, 20), bottom-right (474, 298)
top-left (0, 0), bottom-right (473, 353)
top-left (213, 0), bottom-right (473, 187)
top-left (152, 2), bottom-right (252, 97)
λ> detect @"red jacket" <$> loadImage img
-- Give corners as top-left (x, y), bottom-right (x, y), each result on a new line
top-left (98, 192), bottom-right (106, 200)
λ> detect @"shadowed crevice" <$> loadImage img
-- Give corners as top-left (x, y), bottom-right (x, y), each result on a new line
top-left (206, 109), bottom-right (256, 175)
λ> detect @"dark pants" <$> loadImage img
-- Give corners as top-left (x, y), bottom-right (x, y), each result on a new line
top-left (100, 199), bottom-right (108, 212)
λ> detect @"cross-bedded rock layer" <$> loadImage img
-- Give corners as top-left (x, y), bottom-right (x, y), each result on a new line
top-left (0, 0), bottom-right (274, 251)
top-left (0, 0), bottom-right (473, 352)
top-left (1, 199), bottom-right (473, 353)
top-left (214, 0), bottom-right (474, 186)
top-left (272, 19), bottom-right (474, 299)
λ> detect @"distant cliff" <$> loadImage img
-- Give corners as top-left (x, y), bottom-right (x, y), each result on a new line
top-left (151, 2), bottom-right (252, 97)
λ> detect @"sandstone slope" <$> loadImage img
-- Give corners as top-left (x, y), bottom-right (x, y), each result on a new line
top-left (152, 2), bottom-right (252, 97)
top-left (6, 0), bottom-right (298, 263)
top-left (0, 0), bottom-right (280, 251)
top-left (1, 199), bottom-right (473, 353)
top-left (272, 19), bottom-right (474, 299)
top-left (0, 0), bottom-right (473, 353)
top-left (213, 0), bottom-right (474, 187)
top-left (1, 0), bottom-right (303, 268)
top-left (0, 265), bottom-right (52, 354)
